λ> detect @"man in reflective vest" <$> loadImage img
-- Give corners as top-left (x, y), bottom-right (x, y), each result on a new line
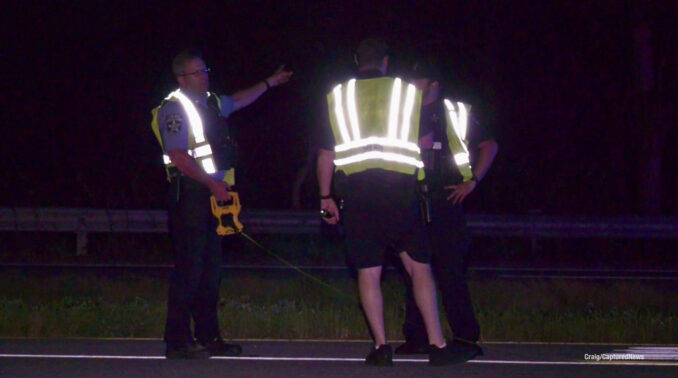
top-left (395, 59), bottom-right (498, 360)
top-left (317, 37), bottom-right (461, 366)
top-left (152, 49), bottom-right (292, 359)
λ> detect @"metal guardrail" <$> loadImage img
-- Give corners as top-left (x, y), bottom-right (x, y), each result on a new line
top-left (0, 208), bottom-right (320, 234)
top-left (465, 214), bottom-right (678, 239)
top-left (1, 207), bottom-right (677, 254)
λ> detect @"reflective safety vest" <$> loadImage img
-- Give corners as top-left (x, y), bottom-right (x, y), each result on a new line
top-left (443, 99), bottom-right (474, 182)
top-left (327, 77), bottom-right (424, 179)
top-left (151, 89), bottom-right (234, 185)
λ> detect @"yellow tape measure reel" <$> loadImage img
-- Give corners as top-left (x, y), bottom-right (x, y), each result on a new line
top-left (210, 192), bottom-right (243, 236)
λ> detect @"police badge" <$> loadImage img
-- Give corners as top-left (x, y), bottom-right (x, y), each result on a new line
top-left (166, 114), bottom-right (183, 134)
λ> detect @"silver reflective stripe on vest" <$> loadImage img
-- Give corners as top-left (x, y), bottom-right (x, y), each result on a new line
top-left (332, 85), bottom-right (352, 143)
top-left (387, 78), bottom-right (403, 139)
top-left (454, 152), bottom-right (470, 165)
top-left (346, 79), bottom-right (361, 141)
top-left (399, 81), bottom-right (417, 140)
top-left (335, 150), bottom-right (424, 167)
top-left (332, 78), bottom-right (423, 169)
top-left (193, 144), bottom-right (213, 158)
top-left (161, 89), bottom-right (216, 174)
top-left (168, 89), bottom-right (206, 143)
top-left (200, 158), bottom-right (216, 174)
top-left (444, 99), bottom-right (470, 166)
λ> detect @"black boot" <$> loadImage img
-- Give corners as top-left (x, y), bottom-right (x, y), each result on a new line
top-left (165, 342), bottom-right (210, 360)
top-left (200, 337), bottom-right (243, 356)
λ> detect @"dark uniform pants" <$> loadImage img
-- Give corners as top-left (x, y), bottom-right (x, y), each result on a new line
top-left (401, 193), bottom-right (481, 343)
top-left (164, 177), bottom-right (222, 348)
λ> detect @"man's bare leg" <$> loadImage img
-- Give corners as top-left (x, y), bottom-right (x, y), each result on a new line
top-left (400, 252), bottom-right (445, 347)
top-left (358, 266), bottom-right (386, 346)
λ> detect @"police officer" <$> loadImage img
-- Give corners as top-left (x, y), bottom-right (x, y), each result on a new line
top-left (151, 49), bottom-right (292, 359)
top-left (317, 38), bottom-right (461, 366)
top-left (394, 60), bottom-right (498, 360)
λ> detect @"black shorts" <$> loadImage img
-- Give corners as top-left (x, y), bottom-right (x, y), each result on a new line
top-left (336, 169), bottom-right (431, 269)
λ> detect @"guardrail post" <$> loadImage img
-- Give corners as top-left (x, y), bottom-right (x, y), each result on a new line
top-left (76, 231), bottom-right (88, 255)
top-left (528, 209), bottom-right (542, 254)
top-left (76, 215), bottom-right (87, 255)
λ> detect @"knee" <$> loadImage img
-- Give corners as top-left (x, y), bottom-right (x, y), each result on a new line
top-left (358, 266), bottom-right (382, 281)
top-left (402, 258), bottom-right (432, 281)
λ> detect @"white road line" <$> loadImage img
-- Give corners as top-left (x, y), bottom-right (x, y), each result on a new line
top-left (1, 354), bottom-right (677, 366)
top-left (624, 348), bottom-right (678, 352)
top-left (613, 347), bottom-right (678, 360)
top-left (498, 275), bottom-right (678, 280)
top-left (467, 359), bottom-right (678, 367)
top-left (0, 354), bottom-right (165, 360)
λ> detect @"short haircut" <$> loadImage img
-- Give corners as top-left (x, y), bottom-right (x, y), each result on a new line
top-left (172, 49), bottom-right (202, 76)
top-left (355, 37), bottom-right (388, 68)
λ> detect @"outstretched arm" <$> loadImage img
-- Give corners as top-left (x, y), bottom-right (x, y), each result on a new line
top-left (231, 65), bottom-right (293, 111)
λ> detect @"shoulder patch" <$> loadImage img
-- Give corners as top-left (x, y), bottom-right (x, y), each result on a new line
top-left (165, 114), bottom-right (183, 134)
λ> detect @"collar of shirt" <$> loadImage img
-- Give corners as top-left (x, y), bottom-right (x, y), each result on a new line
top-left (181, 88), bottom-right (209, 107)
top-left (356, 69), bottom-right (384, 79)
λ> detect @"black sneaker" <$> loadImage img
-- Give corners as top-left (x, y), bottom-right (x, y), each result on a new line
top-left (200, 337), bottom-right (243, 356)
top-left (165, 342), bottom-right (210, 360)
top-left (428, 343), bottom-right (466, 366)
top-left (365, 344), bottom-right (393, 366)
top-left (451, 339), bottom-right (483, 361)
top-left (394, 340), bottom-right (429, 355)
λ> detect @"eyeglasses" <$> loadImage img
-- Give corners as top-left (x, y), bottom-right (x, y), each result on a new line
top-left (179, 67), bottom-right (211, 77)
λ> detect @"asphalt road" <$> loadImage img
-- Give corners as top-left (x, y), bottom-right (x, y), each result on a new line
top-left (1, 339), bottom-right (676, 377)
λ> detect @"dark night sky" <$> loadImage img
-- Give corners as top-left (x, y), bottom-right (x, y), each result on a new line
top-left (4, 0), bottom-right (677, 215)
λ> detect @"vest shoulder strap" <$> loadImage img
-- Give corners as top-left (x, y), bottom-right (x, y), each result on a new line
top-left (150, 98), bottom-right (171, 149)
top-left (208, 92), bottom-right (222, 111)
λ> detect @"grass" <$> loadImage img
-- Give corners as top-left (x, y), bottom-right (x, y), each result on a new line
top-left (474, 279), bottom-right (677, 343)
top-left (1, 270), bottom-right (676, 343)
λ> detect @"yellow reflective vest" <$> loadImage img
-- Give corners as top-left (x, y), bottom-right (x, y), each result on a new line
top-left (151, 89), bottom-right (234, 185)
top-left (442, 99), bottom-right (474, 182)
top-left (327, 77), bottom-right (425, 180)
